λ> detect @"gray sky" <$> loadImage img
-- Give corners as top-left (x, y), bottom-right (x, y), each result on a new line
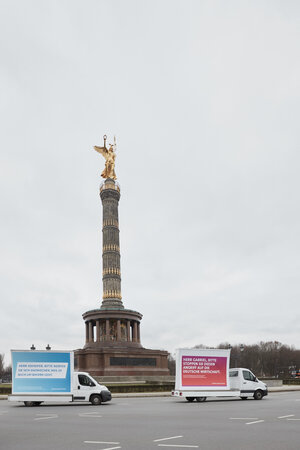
top-left (1, 0), bottom-right (299, 365)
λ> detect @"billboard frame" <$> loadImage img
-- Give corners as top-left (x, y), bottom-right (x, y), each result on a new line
top-left (175, 348), bottom-right (231, 391)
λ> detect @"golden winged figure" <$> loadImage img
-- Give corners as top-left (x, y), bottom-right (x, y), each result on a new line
top-left (94, 135), bottom-right (117, 180)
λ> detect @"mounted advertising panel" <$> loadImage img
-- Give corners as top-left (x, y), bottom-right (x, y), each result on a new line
top-left (175, 348), bottom-right (231, 391)
top-left (11, 350), bottom-right (74, 394)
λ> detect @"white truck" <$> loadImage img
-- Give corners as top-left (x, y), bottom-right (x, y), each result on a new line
top-left (8, 350), bottom-right (111, 406)
top-left (172, 348), bottom-right (268, 402)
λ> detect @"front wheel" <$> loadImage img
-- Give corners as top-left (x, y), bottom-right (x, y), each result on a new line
top-left (196, 397), bottom-right (207, 402)
top-left (24, 401), bottom-right (43, 406)
top-left (186, 397), bottom-right (195, 402)
top-left (254, 390), bottom-right (263, 400)
top-left (90, 394), bottom-right (102, 405)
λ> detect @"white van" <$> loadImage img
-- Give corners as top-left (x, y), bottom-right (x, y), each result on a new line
top-left (9, 371), bottom-right (112, 406)
top-left (72, 371), bottom-right (112, 405)
top-left (228, 367), bottom-right (268, 400)
top-left (172, 367), bottom-right (268, 402)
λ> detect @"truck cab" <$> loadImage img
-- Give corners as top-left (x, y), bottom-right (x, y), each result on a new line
top-left (229, 368), bottom-right (268, 400)
top-left (73, 372), bottom-right (111, 405)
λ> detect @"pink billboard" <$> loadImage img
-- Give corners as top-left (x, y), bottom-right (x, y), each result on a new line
top-left (181, 355), bottom-right (227, 387)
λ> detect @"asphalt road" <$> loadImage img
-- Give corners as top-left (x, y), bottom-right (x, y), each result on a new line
top-left (1, 392), bottom-right (300, 450)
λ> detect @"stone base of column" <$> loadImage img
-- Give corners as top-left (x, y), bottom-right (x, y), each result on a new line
top-left (100, 299), bottom-right (124, 310)
top-left (74, 346), bottom-right (170, 377)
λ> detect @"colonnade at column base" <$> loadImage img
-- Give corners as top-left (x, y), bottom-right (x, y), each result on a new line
top-left (82, 307), bottom-right (143, 348)
top-left (77, 306), bottom-right (170, 376)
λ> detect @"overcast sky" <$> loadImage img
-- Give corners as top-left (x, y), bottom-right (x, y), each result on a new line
top-left (1, 1), bottom-right (299, 365)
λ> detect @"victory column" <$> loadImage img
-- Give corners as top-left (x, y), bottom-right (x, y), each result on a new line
top-left (75, 136), bottom-right (169, 376)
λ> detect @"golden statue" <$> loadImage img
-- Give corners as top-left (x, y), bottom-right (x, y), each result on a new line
top-left (94, 135), bottom-right (117, 180)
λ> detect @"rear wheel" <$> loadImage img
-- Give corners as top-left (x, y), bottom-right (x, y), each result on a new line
top-left (254, 390), bottom-right (263, 400)
top-left (186, 397), bottom-right (195, 402)
top-left (195, 397), bottom-right (207, 402)
top-left (90, 394), bottom-right (102, 405)
top-left (24, 401), bottom-right (35, 407)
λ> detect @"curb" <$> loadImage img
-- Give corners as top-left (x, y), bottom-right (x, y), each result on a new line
top-left (1, 387), bottom-right (300, 401)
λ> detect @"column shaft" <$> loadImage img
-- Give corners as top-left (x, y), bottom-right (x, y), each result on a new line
top-left (127, 320), bottom-right (131, 341)
top-left (96, 320), bottom-right (100, 342)
top-left (100, 180), bottom-right (123, 309)
top-left (106, 319), bottom-right (110, 341)
top-left (133, 322), bottom-right (138, 342)
top-left (88, 322), bottom-right (93, 343)
top-left (85, 322), bottom-right (89, 344)
top-left (137, 322), bottom-right (140, 343)
top-left (117, 319), bottom-right (121, 341)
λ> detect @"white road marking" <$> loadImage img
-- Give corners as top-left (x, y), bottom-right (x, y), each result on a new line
top-left (87, 447), bottom-right (120, 450)
top-left (230, 417), bottom-right (258, 420)
top-left (154, 436), bottom-right (183, 442)
top-left (278, 415), bottom-right (295, 419)
top-left (287, 418), bottom-right (300, 421)
top-left (158, 445), bottom-right (199, 448)
top-left (80, 415), bottom-right (102, 418)
top-left (246, 420), bottom-right (265, 425)
top-left (84, 444), bottom-right (121, 450)
top-left (79, 414), bottom-right (102, 418)
top-left (84, 441), bottom-right (120, 445)
top-left (34, 414), bottom-right (58, 421)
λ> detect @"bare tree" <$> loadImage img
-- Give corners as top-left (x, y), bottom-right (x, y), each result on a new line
top-left (0, 354), bottom-right (4, 379)
top-left (168, 353), bottom-right (176, 376)
top-left (193, 341), bottom-right (300, 378)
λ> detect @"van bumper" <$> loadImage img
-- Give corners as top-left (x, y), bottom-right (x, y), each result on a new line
top-left (263, 388), bottom-right (268, 397)
top-left (101, 390), bottom-right (112, 403)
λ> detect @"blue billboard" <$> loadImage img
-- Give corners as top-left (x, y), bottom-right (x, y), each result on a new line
top-left (11, 351), bottom-right (73, 394)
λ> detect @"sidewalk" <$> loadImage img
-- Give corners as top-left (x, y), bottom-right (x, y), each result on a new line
top-left (111, 385), bottom-right (300, 397)
top-left (1, 385), bottom-right (300, 400)
top-left (268, 385), bottom-right (300, 392)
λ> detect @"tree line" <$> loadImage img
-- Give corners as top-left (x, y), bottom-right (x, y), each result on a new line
top-left (168, 341), bottom-right (300, 378)
top-left (0, 354), bottom-right (12, 383)
top-left (218, 341), bottom-right (300, 377)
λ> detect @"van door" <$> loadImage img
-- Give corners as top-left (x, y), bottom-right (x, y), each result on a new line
top-left (229, 369), bottom-right (240, 390)
top-left (73, 374), bottom-right (96, 401)
top-left (241, 369), bottom-right (258, 397)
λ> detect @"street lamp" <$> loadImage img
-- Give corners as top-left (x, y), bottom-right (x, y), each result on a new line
top-left (233, 344), bottom-right (245, 367)
top-left (238, 344), bottom-right (245, 367)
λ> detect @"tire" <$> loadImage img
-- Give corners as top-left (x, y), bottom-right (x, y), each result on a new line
top-left (254, 390), bottom-right (263, 400)
top-left (90, 394), bottom-right (102, 405)
top-left (24, 401), bottom-right (35, 407)
top-left (186, 397), bottom-right (195, 402)
top-left (195, 397), bottom-right (207, 402)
